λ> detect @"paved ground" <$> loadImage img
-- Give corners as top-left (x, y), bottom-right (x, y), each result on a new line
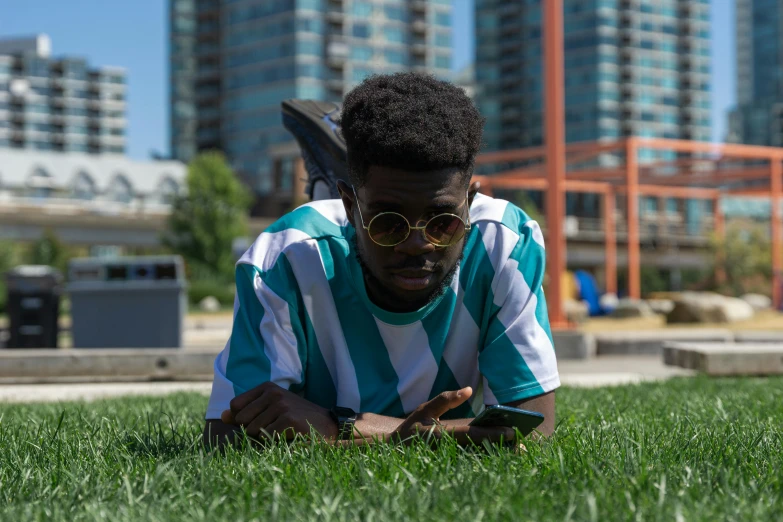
top-left (0, 356), bottom-right (693, 404)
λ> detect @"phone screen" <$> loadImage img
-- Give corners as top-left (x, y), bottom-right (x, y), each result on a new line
top-left (468, 405), bottom-right (544, 436)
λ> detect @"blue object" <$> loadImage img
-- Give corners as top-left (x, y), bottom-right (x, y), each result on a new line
top-left (575, 270), bottom-right (602, 316)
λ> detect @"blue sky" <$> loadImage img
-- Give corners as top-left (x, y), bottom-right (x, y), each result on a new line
top-left (1, 0), bottom-right (734, 159)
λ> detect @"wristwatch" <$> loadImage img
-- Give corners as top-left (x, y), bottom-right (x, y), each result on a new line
top-left (329, 406), bottom-right (357, 440)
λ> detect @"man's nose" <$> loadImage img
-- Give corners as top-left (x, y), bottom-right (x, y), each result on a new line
top-left (394, 227), bottom-right (435, 256)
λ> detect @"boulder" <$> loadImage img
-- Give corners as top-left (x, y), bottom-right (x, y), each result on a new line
top-left (564, 299), bottom-right (589, 324)
top-left (741, 293), bottom-right (772, 311)
top-left (667, 292), bottom-right (755, 324)
top-left (647, 299), bottom-right (675, 316)
top-left (599, 293), bottom-right (619, 313)
top-left (610, 298), bottom-right (655, 319)
top-left (198, 296), bottom-right (221, 313)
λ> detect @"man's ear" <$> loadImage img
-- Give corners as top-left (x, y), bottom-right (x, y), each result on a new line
top-left (468, 180), bottom-right (481, 207)
top-left (337, 179), bottom-right (356, 227)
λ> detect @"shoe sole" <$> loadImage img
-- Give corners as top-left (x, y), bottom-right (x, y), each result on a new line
top-left (281, 99), bottom-right (348, 198)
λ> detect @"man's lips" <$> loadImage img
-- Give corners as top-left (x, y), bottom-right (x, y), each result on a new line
top-left (390, 269), bottom-right (435, 277)
top-left (389, 269), bottom-right (437, 291)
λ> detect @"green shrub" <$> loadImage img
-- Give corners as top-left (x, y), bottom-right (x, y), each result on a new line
top-left (187, 279), bottom-right (235, 308)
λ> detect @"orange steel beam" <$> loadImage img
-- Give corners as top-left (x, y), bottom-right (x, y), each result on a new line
top-left (616, 184), bottom-right (720, 200)
top-left (488, 178), bottom-right (549, 190)
top-left (564, 140), bottom-right (628, 156)
top-left (567, 169), bottom-right (627, 181)
top-left (772, 158), bottom-right (783, 310)
top-left (626, 138), bottom-right (641, 299)
top-left (641, 166), bottom-right (771, 186)
top-left (604, 190), bottom-right (617, 295)
top-left (639, 156), bottom-right (715, 174)
top-left (475, 140), bottom-right (626, 166)
top-left (544, 0), bottom-right (567, 328)
top-left (475, 146), bottom-right (545, 165)
top-left (491, 166), bottom-right (550, 181)
top-left (488, 177), bottom-right (612, 195)
top-left (565, 180), bottom-right (612, 194)
top-left (636, 137), bottom-right (783, 160)
top-left (727, 187), bottom-right (774, 197)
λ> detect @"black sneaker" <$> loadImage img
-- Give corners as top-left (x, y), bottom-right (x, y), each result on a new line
top-left (281, 99), bottom-right (348, 200)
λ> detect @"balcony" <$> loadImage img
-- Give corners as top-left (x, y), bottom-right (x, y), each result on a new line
top-left (327, 39), bottom-right (349, 67)
top-left (411, 20), bottom-right (427, 34)
top-left (410, 0), bottom-right (426, 12)
top-left (326, 11), bottom-right (343, 24)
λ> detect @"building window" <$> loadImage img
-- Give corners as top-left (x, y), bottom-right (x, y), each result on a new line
top-left (383, 26), bottom-right (406, 43)
top-left (27, 167), bottom-right (54, 198)
top-left (107, 175), bottom-right (134, 203)
top-left (384, 5), bottom-right (406, 22)
top-left (352, 24), bottom-right (371, 38)
top-left (384, 49), bottom-right (406, 65)
top-left (157, 177), bottom-right (180, 205)
top-left (434, 12), bottom-right (451, 27)
top-left (435, 32), bottom-right (450, 47)
top-left (434, 55), bottom-right (450, 69)
top-left (352, 1), bottom-right (373, 16)
top-left (351, 46), bottom-right (374, 61)
top-left (72, 171), bottom-right (96, 200)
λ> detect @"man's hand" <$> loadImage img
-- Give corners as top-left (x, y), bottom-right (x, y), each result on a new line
top-left (221, 382), bottom-right (338, 441)
top-left (390, 387), bottom-right (515, 445)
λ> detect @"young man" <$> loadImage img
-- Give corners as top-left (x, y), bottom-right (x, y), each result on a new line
top-left (204, 73), bottom-right (559, 446)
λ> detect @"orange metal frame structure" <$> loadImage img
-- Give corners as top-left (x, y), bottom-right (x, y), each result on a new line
top-left (472, 1), bottom-right (783, 328)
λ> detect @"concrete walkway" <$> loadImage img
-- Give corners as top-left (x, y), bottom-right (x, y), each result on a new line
top-left (0, 356), bottom-right (693, 404)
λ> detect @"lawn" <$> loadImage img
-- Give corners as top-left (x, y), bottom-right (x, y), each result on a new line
top-left (2, 378), bottom-right (782, 521)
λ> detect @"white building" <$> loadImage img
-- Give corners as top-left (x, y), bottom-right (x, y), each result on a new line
top-left (0, 149), bottom-right (187, 248)
top-left (0, 34), bottom-right (127, 155)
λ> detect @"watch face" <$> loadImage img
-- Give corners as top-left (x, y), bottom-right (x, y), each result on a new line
top-left (334, 406), bottom-right (356, 419)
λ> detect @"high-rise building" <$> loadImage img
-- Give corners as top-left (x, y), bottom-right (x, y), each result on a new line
top-left (0, 34), bottom-right (127, 155)
top-left (475, 0), bottom-right (711, 162)
top-left (170, 0), bottom-right (453, 196)
top-left (728, 0), bottom-right (783, 146)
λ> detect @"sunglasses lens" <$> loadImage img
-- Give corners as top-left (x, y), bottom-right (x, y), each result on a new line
top-left (368, 213), bottom-right (410, 246)
top-left (425, 215), bottom-right (465, 246)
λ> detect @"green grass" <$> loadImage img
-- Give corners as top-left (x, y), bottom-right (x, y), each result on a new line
top-left (2, 378), bottom-right (782, 521)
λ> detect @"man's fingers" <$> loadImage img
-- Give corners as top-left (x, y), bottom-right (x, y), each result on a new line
top-left (419, 387), bottom-right (473, 420)
top-left (243, 403), bottom-right (284, 437)
top-left (233, 395), bottom-right (274, 426)
top-left (265, 420), bottom-right (299, 441)
top-left (229, 381), bottom-right (280, 414)
top-left (221, 409), bottom-right (235, 424)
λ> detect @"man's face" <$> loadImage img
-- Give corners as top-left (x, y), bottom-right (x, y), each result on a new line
top-left (339, 166), bottom-right (477, 313)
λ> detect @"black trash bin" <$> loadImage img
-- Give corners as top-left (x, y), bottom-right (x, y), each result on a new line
top-left (5, 265), bottom-right (63, 349)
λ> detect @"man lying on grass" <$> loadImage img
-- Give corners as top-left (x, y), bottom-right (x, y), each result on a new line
top-left (204, 73), bottom-right (560, 447)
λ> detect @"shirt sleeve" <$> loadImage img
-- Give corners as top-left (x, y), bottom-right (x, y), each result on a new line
top-left (205, 259), bottom-right (307, 420)
top-left (478, 219), bottom-right (560, 405)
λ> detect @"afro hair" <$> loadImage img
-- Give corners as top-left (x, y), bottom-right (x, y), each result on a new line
top-left (339, 72), bottom-right (484, 188)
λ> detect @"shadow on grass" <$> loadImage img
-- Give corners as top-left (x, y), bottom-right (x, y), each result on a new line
top-left (119, 412), bottom-right (202, 459)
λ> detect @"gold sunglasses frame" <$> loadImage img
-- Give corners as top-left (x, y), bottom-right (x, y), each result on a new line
top-left (351, 186), bottom-right (472, 247)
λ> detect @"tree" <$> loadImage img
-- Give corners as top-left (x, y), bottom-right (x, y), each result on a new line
top-left (164, 152), bottom-right (252, 282)
top-left (26, 229), bottom-right (72, 274)
top-left (710, 223), bottom-right (773, 297)
top-left (510, 190), bottom-right (546, 227)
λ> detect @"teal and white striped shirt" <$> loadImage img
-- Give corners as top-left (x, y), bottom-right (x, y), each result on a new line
top-left (206, 194), bottom-right (559, 420)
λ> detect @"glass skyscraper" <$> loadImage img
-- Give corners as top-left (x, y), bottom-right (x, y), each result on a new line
top-left (170, 0), bottom-right (452, 196)
top-left (728, 0), bottom-right (783, 146)
top-left (0, 35), bottom-right (127, 155)
top-left (475, 0), bottom-right (711, 161)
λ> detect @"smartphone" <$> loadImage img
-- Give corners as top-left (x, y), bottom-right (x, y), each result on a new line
top-left (468, 405), bottom-right (545, 436)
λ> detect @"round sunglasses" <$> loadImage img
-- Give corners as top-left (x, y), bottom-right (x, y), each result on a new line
top-left (352, 186), bottom-right (472, 247)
